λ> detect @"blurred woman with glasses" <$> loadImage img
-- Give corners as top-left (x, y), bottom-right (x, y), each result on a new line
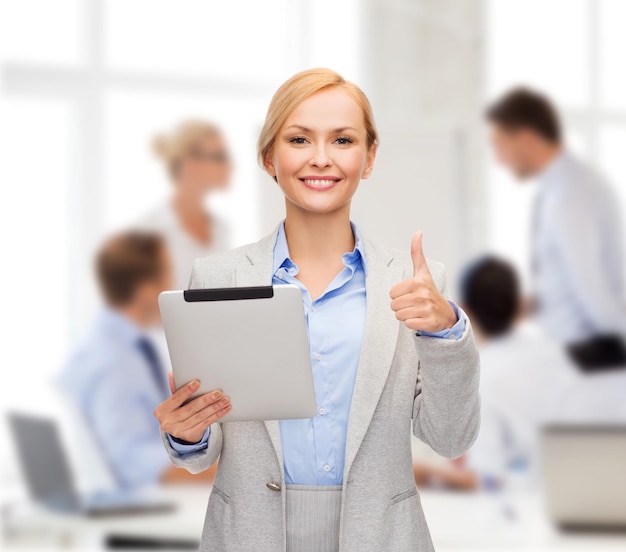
top-left (137, 120), bottom-right (233, 290)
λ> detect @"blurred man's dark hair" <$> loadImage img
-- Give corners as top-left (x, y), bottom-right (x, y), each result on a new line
top-left (459, 256), bottom-right (520, 337)
top-left (96, 232), bottom-right (166, 306)
top-left (486, 87), bottom-right (562, 144)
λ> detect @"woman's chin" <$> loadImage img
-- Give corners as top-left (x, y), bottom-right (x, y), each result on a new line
top-left (287, 196), bottom-right (351, 216)
top-left (281, 186), bottom-right (356, 216)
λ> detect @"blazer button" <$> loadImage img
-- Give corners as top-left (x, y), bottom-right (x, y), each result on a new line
top-left (266, 482), bottom-right (281, 492)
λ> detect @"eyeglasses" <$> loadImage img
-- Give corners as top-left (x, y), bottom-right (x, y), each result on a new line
top-left (190, 149), bottom-right (231, 164)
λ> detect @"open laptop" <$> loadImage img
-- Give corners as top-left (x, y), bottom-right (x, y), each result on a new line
top-left (8, 412), bottom-right (174, 517)
top-left (540, 424), bottom-right (626, 531)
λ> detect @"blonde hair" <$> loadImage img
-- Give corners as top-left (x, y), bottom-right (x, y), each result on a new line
top-left (153, 120), bottom-right (222, 178)
top-left (257, 68), bottom-right (379, 170)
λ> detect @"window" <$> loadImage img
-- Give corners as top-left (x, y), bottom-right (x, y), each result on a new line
top-left (487, 0), bottom-right (626, 290)
top-left (2, 0), bottom-right (85, 66)
top-left (0, 98), bottom-right (73, 408)
top-left (599, 0), bottom-right (626, 110)
top-left (0, 2), bottom-right (362, 425)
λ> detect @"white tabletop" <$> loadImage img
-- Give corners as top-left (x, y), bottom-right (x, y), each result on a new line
top-left (421, 491), bottom-right (626, 551)
top-left (4, 486), bottom-right (626, 551)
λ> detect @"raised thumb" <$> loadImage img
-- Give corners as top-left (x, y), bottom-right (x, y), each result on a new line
top-left (411, 231), bottom-right (429, 277)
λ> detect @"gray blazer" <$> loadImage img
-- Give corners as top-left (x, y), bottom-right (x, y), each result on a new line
top-left (160, 223), bottom-right (481, 552)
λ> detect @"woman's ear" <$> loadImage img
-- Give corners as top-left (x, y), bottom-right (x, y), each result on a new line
top-left (264, 154), bottom-right (276, 178)
top-left (264, 154), bottom-right (279, 183)
top-left (361, 143), bottom-right (378, 179)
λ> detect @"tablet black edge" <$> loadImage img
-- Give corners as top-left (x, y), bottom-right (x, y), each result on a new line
top-left (183, 286), bottom-right (274, 302)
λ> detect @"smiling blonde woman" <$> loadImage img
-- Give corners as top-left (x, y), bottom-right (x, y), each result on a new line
top-left (154, 68), bottom-right (481, 552)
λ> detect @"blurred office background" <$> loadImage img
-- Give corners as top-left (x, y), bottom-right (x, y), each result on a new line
top-left (2, 0), bottom-right (626, 550)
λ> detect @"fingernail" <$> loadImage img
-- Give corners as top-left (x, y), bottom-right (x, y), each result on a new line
top-left (190, 380), bottom-right (200, 390)
top-left (214, 390), bottom-right (222, 399)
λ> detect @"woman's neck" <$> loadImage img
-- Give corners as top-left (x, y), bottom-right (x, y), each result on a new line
top-left (283, 202), bottom-right (355, 265)
top-left (171, 186), bottom-right (208, 221)
top-left (170, 186), bottom-right (213, 246)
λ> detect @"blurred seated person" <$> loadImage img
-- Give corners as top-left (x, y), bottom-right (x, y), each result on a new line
top-left (412, 256), bottom-right (577, 491)
top-left (459, 256), bottom-right (580, 490)
top-left (137, 119), bottom-right (233, 291)
top-left (58, 231), bottom-right (216, 488)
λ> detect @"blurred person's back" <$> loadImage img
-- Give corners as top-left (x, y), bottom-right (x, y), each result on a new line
top-left (471, 320), bottom-right (576, 488)
top-left (460, 257), bottom-right (578, 489)
top-left (532, 150), bottom-right (625, 346)
top-left (462, 256), bottom-right (626, 491)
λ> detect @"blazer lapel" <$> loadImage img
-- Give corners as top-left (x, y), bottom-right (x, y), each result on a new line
top-left (234, 223), bottom-right (285, 475)
top-left (342, 235), bottom-right (405, 481)
top-left (233, 224), bottom-right (405, 483)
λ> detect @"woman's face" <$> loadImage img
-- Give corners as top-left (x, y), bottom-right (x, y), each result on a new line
top-left (178, 135), bottom-right (232, 193)
top-left (266, 88), bottom-right (376, 215)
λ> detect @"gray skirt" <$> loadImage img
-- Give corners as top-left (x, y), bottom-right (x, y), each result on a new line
top-left (285, 484), bottom-right (343, 552)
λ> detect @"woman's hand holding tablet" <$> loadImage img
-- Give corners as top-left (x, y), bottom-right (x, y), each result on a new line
top-left (154, 372), bottom-right (231, 444)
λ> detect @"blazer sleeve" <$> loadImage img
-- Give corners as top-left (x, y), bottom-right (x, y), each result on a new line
top-left (411, 261), bottom-right (481, 459)
top-left (159, 257), bottom-right (225, 473)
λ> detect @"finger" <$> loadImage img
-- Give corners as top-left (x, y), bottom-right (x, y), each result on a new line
top-left (199, 400), bottom-right (232, 426)
top-left (389, 279), bottom-right (417, 300)
top-left (164, 379), bottom-right (201, 412)
top-left (177, 396), bottom-right (231, 430)
top-left (170, 389), bottom-right (227, 424)
top-left (394, 306), bottom-right (428, 322)
top-left (168, 371), bottom-right (176, 395)
top-left (175, 401), bottom-right (232, 442)
top-left (155, 381), bottom-right (198, 420)
top-left (391, 293), bottom-right (425, 312)
top-left (404, 317), bottom-right (429, 331)
top-left (411, 231), bottom-right (432, 278)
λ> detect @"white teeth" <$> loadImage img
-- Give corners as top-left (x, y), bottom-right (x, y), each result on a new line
top-left (303, 179), bottom-right (337, 188)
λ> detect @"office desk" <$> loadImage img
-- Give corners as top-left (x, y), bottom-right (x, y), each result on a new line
top-left (421, 491), bottom-right (626, 551)
top-left (4, 486), bottom-right (626, 550)
top-left (3, 484), bottom-right (209, 549)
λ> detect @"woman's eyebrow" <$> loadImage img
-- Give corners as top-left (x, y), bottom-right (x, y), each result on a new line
top-left (286, 124), bottom-right (358, 133)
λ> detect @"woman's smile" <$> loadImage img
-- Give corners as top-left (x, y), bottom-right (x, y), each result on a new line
top-left (299, 175), bottom-right (342, 190)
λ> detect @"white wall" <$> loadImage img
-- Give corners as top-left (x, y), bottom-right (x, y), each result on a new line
top-left (357, 0), bottom-right (486, 286)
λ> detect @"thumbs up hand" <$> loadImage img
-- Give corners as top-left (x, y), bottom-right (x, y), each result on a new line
top-left (389, 231), bottom-right (457, 333)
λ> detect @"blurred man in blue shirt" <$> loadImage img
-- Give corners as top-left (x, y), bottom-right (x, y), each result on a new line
top-left (59, 231), bottom-right (209, 488)
top-left (486, 87), bottom-right (626, 370)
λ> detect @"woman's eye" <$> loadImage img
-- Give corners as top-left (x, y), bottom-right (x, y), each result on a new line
top-left (335, 136), bottom-right (353, 145)
top-left (289, 136), bottom-right (308, 144)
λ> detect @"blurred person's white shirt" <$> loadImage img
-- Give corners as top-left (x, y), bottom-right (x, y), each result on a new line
top-left (135, 200), bottom-right (232, 378)
top-left (466, 320), bottom-right (574, 488)
top-left (136, 199), bottom-right (231, 291)
top-left (466, 319), bottom-right (626, 490)
top-left (532, 149), bottom-right (626, 343)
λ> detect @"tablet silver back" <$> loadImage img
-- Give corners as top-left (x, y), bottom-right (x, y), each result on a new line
top-left (158, 284), bottom-right (317, 422)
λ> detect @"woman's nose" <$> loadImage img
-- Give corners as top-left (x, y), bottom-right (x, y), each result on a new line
top-left (309, 146), bottom-right (331, 168)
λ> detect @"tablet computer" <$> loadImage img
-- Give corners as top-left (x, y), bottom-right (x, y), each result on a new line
top-left (158, 284), bottom-right (317, 422)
